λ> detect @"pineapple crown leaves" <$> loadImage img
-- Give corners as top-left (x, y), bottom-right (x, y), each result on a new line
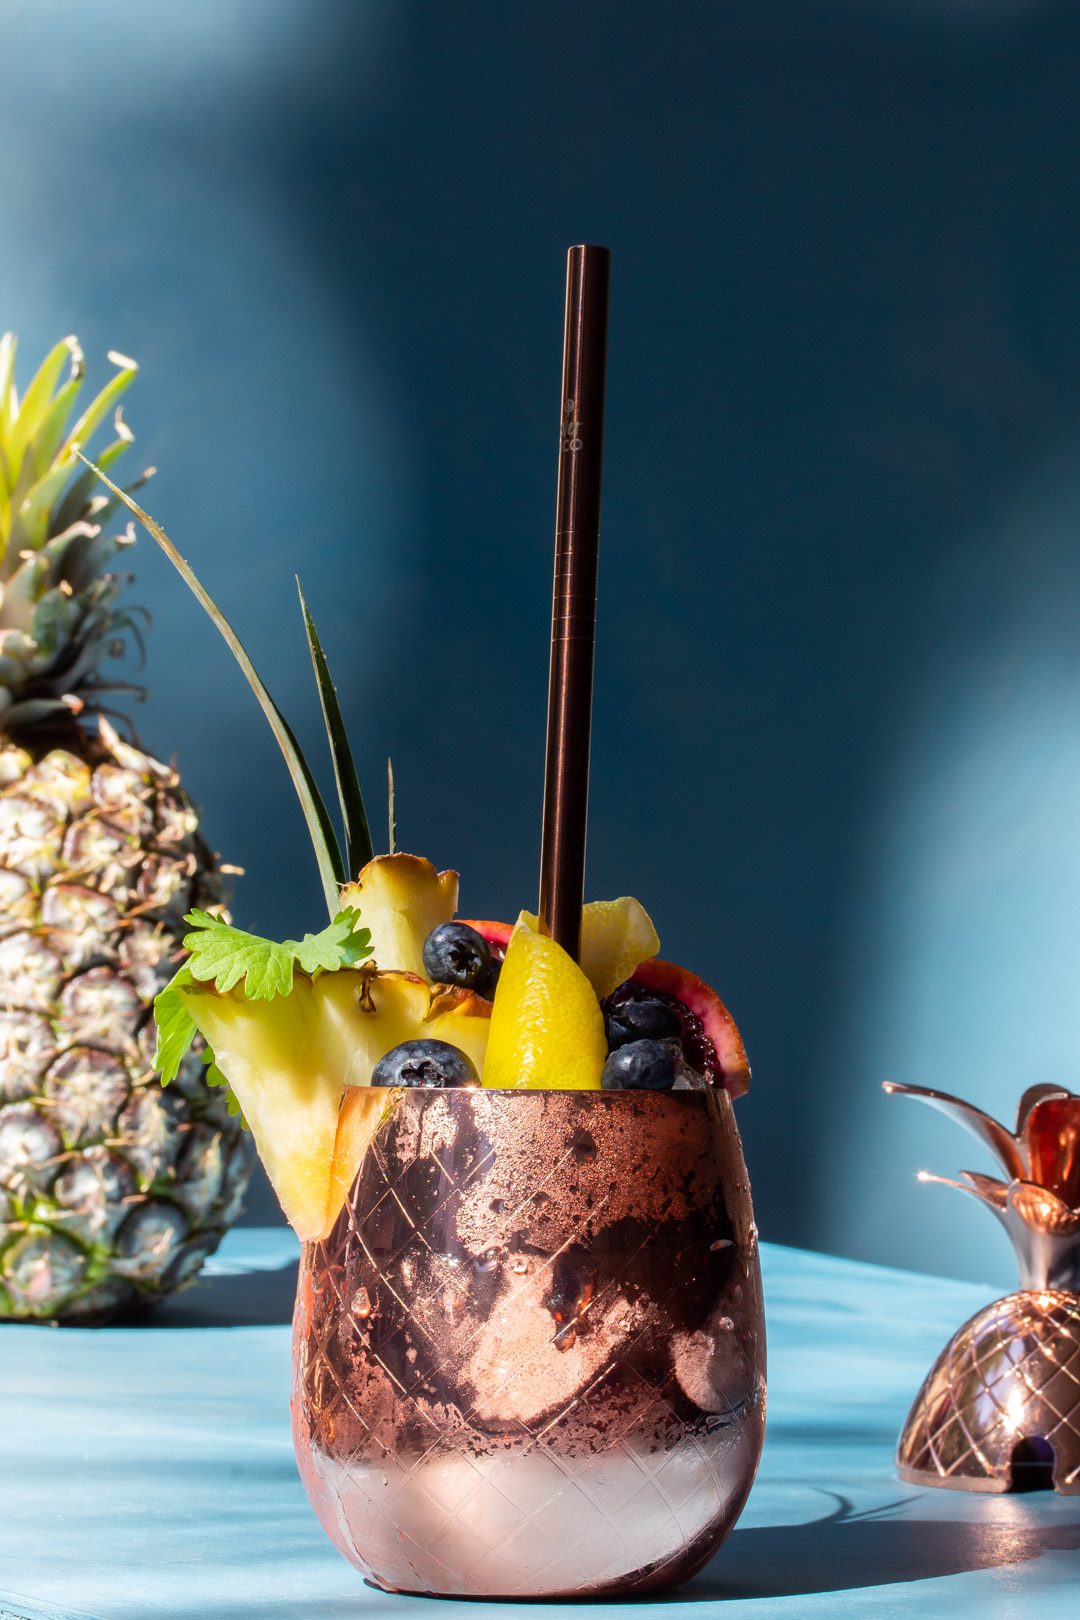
top-left (80, 455), bottom-right (377, 920)
top-left (0, 334), bottom-right (149, 723)
top-left (153, 908), bottom-right (373, 1085)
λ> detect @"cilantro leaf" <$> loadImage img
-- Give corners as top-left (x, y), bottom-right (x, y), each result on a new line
top-left (182, 907), bottom-right (372, 1000)
top-left (292, 911), bottom-right (373, 974)
top-left (151, 909), bottom-right (372, 1087)
top-left (154, 966), bottom-right (197, 1083)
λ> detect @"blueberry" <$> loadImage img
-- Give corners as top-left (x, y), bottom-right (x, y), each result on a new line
top-left (603, 997), bottom-right (681, 1051)
top-left (479, 955), bottom-right (503, 1000)
top-left (372, 1039), bottom-right (478, 1089)
top-left (600, 1038), bottom-right (677, 1091)
top-left (422, 922), bottom-right (491, 990)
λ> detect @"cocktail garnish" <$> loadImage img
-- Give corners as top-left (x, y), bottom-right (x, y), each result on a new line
top-left (154, 907), bottom-right (372, 1084)
top-left (76, 453), bottom-right (363, 919)
top-left (298, 579), bottom-right (374, 877)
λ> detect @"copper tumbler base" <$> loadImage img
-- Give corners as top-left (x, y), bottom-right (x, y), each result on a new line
top-left (898, 1289), bottom-right (1080, 1494)
top-left (292, 1087), bottom-right (765, 1598)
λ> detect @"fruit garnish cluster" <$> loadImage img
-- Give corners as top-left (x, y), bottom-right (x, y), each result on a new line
top-left (153, 853), bottom-right (749, 1240)
top-left (82, 457), bottom-right (750, 1245)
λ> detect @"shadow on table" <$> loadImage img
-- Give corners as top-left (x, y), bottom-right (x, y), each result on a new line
top-left (675, 1493), bottom-right (1080, 1601)
top-left (149, 1259), bottom-right (299, 1328)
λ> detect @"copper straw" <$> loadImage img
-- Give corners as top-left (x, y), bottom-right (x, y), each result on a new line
top-left (538, 244), bottom-right (611, 960)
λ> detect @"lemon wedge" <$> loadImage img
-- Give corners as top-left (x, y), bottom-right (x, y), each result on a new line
top-left (482, 913), bottom-right (606, 1090)
top-left (518, 896), bottom-right (659, 1001)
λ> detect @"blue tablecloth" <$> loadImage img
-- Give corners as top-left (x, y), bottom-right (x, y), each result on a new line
top-left (1, 1232), bottom-right (1077, 1619)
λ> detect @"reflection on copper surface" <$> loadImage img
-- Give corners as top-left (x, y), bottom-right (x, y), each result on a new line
top-left (897, 1289), bottom-right (1080, 1494)
top-left (885, 1081), bottom-right (1080, 1272)
top-left (291, 1087), bottom-right (765, 1598)
top-left (887, 1081), bottom-right (1080, 1494)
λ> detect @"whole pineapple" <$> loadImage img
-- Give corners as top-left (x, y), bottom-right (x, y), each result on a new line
top-left (0, 334), bottom-right (253, 1321)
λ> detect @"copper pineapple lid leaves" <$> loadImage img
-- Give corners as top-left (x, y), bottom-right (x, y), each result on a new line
top-left (932, 1169), bottom-right (1080, 1233)
top-left (885, 1080), bottom-right (1080, 1283)
top-left (1006, 1179), bottom-right (1080, 1236)
top-left (960, 1169), bottom-right (1010, 1208)
top-left (1016, 1083), bottom-right (1072, 1131)
top-left (882, 1080), bottom-right (1026, 1182)
top-left (1022, 1092), bottom-right (1080, 1210)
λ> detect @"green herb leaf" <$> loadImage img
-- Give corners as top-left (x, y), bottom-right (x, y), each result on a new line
top-left (293, 910), bottom-right (373, 972)
top-left (153, 964), bottom-right (199, 1083)
top-left (182, 907), bottom-right (371, 999)
top-left (152, 909), bottom-right (372, 1088)
top-left (297, 578), bottom-right (375, 877)
top-left (75, 455), bottom-right (346, 919)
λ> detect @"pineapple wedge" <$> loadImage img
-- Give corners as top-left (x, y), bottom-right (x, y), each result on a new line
top-left (312, 970), bottom-right (492, 1087)
top-left (179, 975), bottom-right (346, 1240)
top-left (326, 1085), bottom-right (400, 1232)
top-left (339, 853), bottom-right (458, 978)
top-left (178, 967), bottom-right (491, 1239)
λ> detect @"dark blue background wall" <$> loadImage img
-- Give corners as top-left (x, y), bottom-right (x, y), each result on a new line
top-left (4, 1), bottom-right (1080, 1285)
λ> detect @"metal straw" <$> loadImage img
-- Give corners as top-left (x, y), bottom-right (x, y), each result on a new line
top-left (538, 244), bottom-right (611, 960)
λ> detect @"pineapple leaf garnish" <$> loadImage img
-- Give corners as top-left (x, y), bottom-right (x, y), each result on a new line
top-left (153, 908), bottom-right (372, 1084)
top-left (387, 757), bottom-right (397, 854)
top-left (76, 454), bottom-right (347, 919)
top-left (297, 578), bottom-right (375, 879)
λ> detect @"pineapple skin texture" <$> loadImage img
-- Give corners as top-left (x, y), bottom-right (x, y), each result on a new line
top-left (0, 727), bottom-right (254, 1321)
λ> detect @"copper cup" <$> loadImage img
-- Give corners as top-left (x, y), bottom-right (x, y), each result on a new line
top-left (292, 1086), bottom-right (765, 1599)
